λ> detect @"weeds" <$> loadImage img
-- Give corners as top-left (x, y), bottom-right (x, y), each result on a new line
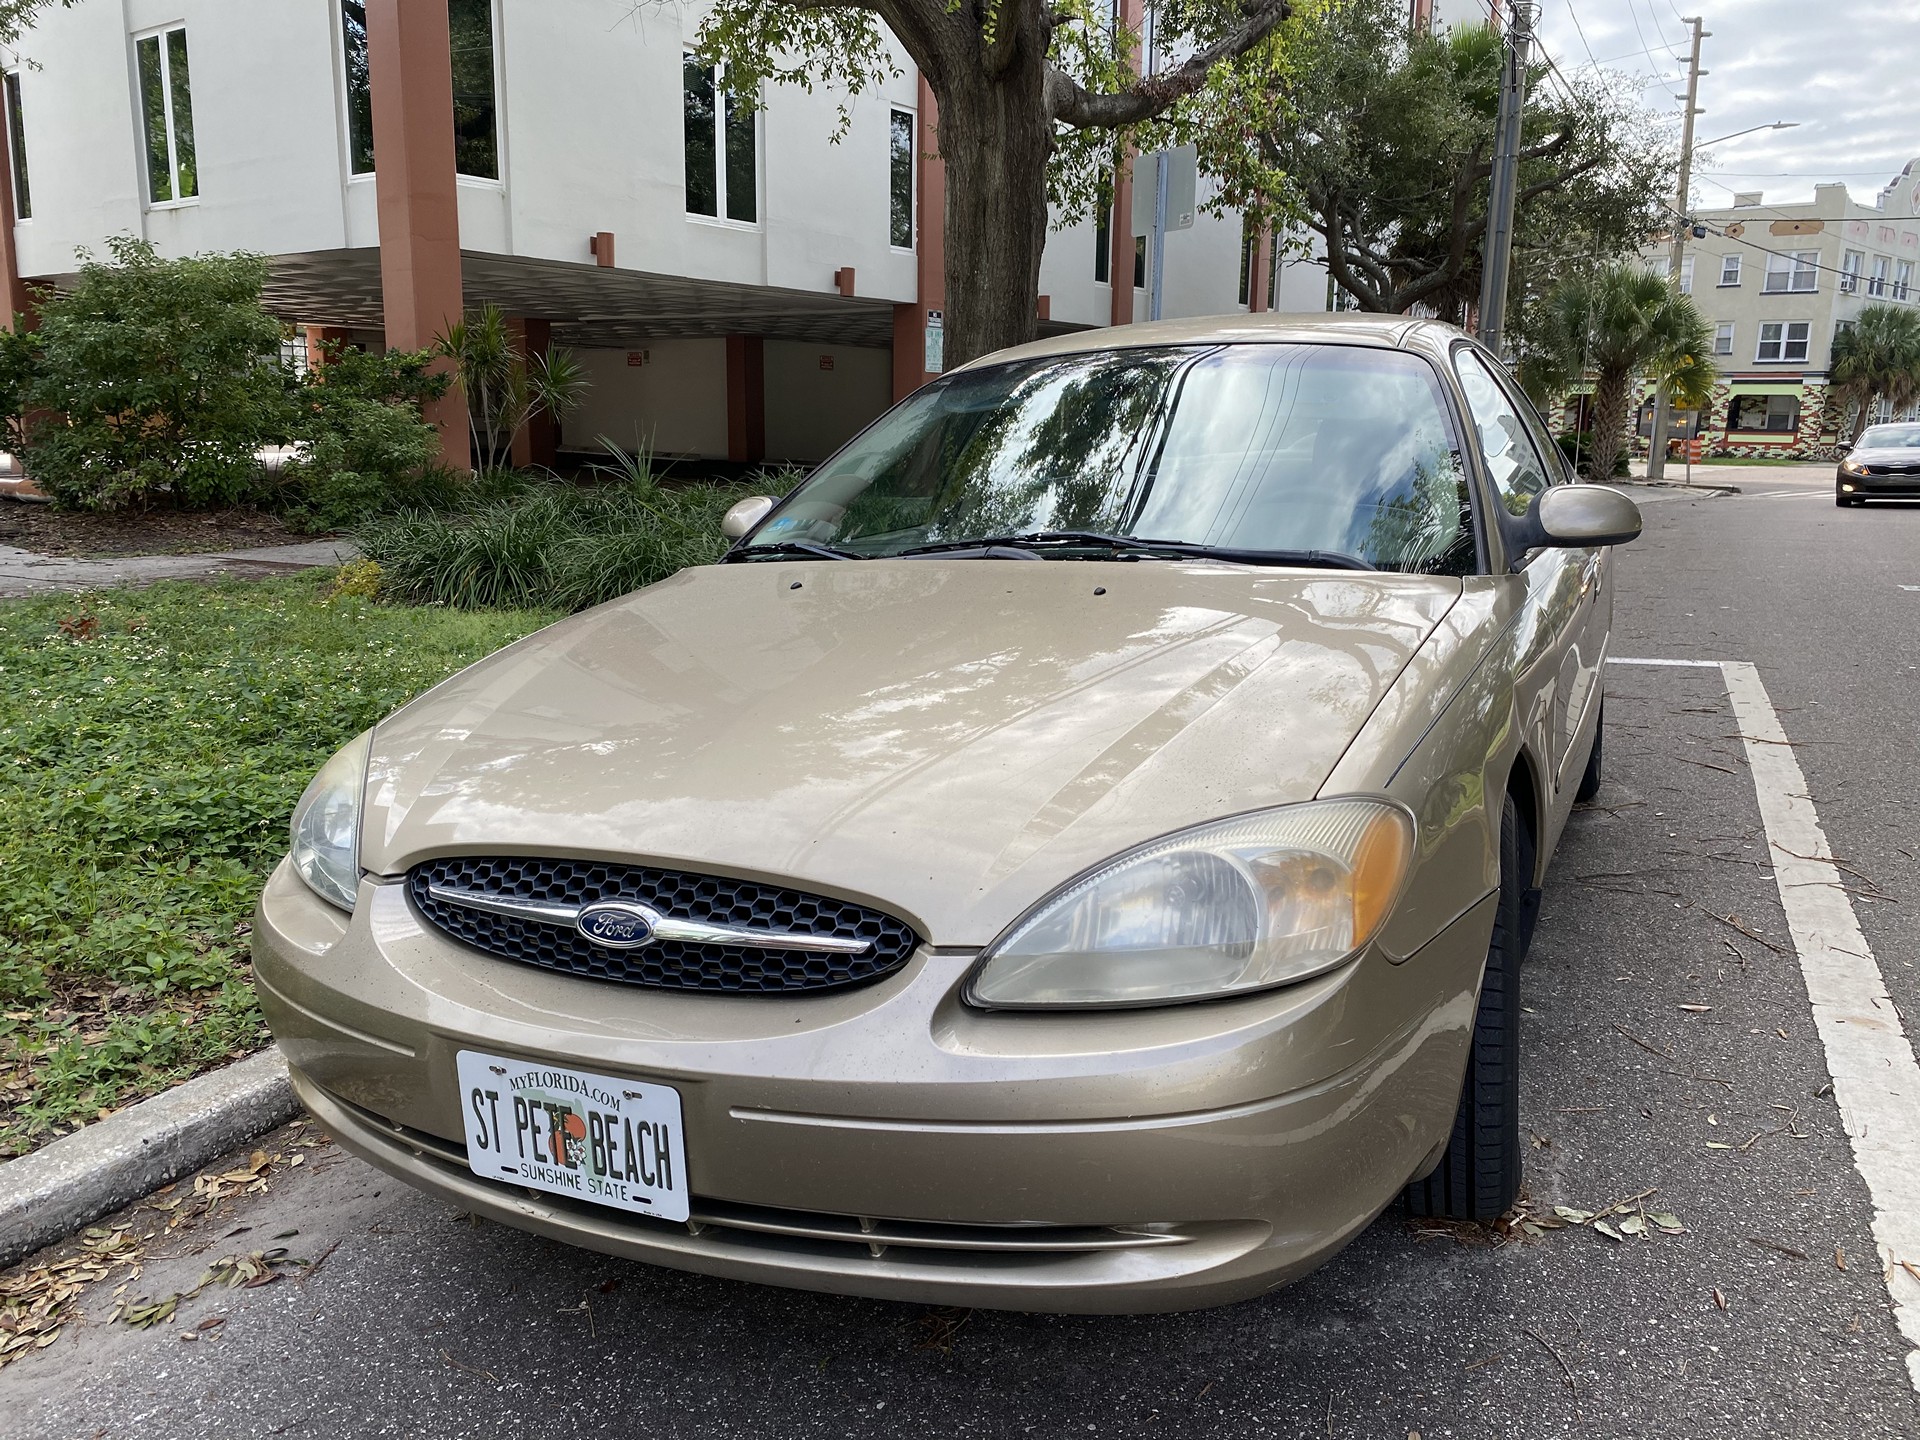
top-left (0, 575), bottom-right (555, 1152)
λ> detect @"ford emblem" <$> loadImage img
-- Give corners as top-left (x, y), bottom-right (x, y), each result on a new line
top-left (575, 901), bottom-right (659, 949)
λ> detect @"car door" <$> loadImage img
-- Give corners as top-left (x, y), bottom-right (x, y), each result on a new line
top-left (1450, 346), bottom-right (1589, 819)
top-left (1498, 365), bottom-right (1610, 785)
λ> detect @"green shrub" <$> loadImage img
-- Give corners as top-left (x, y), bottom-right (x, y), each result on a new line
top-left (280, 344), bottom-right (456, 530)
top-left (359, 466), bottom-right (803, 613)
top-left (22, 236), bottom-right (291, 511)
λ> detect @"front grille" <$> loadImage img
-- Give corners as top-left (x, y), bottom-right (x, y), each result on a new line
top-left (1866, 463), bottom-right (1920, 475)
top-left (408, 856), bottom-right (920, 994)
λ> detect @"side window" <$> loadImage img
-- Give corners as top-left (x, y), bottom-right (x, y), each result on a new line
top-left (1454, 348), bottom-right (1553, 519)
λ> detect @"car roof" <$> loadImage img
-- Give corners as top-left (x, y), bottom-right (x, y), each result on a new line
top-left (954, 313), bottom-right (1472, 372)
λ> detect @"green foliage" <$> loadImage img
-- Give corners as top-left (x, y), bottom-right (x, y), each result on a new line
top-left (281, 344), bottom-right (456, 531)
top-left (0, 575), bottom-right (555, 1153)
top-left (1221, 0), bottom-right (1675, 319)
top-left (1520, 261), bottom-right (1713, 483)
top-left (437, 304), bottom-right (589, 473)
top-left (359, 468), bottom-right (804, 613)
top-left (0, 0), bottom-right (69, 45)
top-left (0, 322), bottom-right (40, 453)
top-left (21, 237), bottom-right (291, 512)
top-left (1829, 304), bottom-right (1920, 443)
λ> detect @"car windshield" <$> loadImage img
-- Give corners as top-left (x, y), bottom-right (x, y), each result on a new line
top-left (739, 344), bottom-right (1476, 575)
top-left (1859, 424), bottom-right (1920, 449)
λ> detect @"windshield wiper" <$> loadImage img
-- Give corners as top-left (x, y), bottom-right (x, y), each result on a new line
top-left (729, 540), bottom-right (865, 563)
top-left (892, 531), bottom-right (1373, 570)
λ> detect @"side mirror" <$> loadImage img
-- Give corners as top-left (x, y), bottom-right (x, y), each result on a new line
top-left (1529, 484), bottom-right (1643, 550)
top-left (1834, 443), bottom-right (1851, 457)
top-left (721, 495), bottom-right (775, 539)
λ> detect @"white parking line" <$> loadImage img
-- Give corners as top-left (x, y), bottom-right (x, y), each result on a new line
top-left (1611, 656), bottom-right (1920, 1390)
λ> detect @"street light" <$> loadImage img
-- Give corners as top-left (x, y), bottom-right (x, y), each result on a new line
top-left (1694, 120), bottom-right (1800, 150)
top-left (1646, 94), bottom-right (1802, 484)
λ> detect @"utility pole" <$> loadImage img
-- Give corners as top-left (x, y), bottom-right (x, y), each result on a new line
top-left (1647, 16), bottom-right (1708, 485)
top-left (1475, 0), bottom-right (1534, 354)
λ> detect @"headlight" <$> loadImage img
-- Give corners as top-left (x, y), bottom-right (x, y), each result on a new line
top-left (289, 730), bottom-right (373, 912)
top-left (1842, 460), bottom-right (1869, 475)
top-left (964, 799), bottom-right (1414, 1009)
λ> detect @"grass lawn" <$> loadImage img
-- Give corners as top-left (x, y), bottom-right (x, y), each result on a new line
top-left (0, 573), bottom-right (556, 1156)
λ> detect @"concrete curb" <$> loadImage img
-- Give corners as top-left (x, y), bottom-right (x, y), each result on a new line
top-left (0, 1046), bottom-right (297, 1268)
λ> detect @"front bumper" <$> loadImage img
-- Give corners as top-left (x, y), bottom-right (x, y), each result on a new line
top-left (256, 859), bottom-right (1494, 1313)
top-left (1838, 470), bottom-right (1920, 497)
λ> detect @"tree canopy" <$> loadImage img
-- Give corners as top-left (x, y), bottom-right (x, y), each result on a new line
top-left (1829, 304), bottom-right (1920, 442)
top-left (1519, 260), bottom-right (1712, 482)
top-left (1210, 0), bottom-right (1674, 323)
top-left (693, 0), bottom-right (1290, 366)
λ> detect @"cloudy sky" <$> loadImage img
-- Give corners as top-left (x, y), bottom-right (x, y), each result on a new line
top-left (1528, 0), bottom-right (1917, 213)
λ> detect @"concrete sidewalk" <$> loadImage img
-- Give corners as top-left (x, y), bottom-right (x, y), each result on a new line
top-left (0, 539), bottom-right (354, 598)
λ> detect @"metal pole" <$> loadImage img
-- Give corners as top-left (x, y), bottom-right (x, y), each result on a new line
top-left (1648, 16), bottom-right (1708, 485)
top-left (1475, 0), bottom-right (1532, 353)
top-left (1150, 152), bottom-right (1169, 322)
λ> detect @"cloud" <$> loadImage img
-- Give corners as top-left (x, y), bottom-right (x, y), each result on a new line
top-left (1532, 0), bottom-right (1919, 214)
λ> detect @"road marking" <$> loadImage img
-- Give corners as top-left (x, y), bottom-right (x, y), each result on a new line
top-left (1607, 656), bottom-right (1725, 668)
top-left (1900, 585), bottom-right (1920, 592)
top-left (1613, 655), bottom-right (1920, 1390)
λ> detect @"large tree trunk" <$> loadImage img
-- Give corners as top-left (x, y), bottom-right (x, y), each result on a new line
top-left (931, 35), bottom-right (1055, 369)
top-left (1586, 366), bottom-right (1634, 482)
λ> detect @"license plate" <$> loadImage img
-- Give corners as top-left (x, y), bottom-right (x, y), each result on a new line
top-left (455, 1050), bottom-right (690, 1222)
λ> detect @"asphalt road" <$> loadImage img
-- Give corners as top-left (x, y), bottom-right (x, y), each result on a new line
top-left (6, 463), bottom-right (1918, 1440)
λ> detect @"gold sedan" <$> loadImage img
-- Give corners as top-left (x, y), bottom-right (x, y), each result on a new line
top-left (257, 315), bottom-right (1640, 1312)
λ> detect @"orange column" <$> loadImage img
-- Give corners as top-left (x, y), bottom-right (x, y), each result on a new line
top-left (0, 110), bottom-right (33, 332)
top-left (367, 0), bottom-right (470, 470)
top-left (726, 336), bottom-right (766, 464)
top-left (507, 317), bottom-right (559, 470)
top-left (892, 76), bottom-right (947, 402)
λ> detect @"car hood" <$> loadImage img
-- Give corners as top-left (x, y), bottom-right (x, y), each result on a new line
top-left (363, 560), bottom-right (1460, 945)
top-left (1849, 447), bottom-right (1920, 466)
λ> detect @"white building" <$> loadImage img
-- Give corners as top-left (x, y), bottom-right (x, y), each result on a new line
top-left (0, 0), bottom-right (1328, 471)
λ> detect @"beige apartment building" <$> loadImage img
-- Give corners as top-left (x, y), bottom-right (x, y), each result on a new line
top-left (1625, 160), bottom-right (1920, 459)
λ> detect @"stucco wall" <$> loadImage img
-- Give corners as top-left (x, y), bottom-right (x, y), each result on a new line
top-left (567, 342), bottom-right (729, 460)
top-left (764, 341), bottom-right (891, 463)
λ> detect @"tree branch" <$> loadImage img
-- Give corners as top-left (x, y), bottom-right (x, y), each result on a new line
top-left (1045, 0), bottom-right (1290, 129)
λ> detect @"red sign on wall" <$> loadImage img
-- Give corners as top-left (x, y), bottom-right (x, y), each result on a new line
top-left (627, 350), bottom-right (650, 367)
top-left (818, 354), bottom-right (835, 371)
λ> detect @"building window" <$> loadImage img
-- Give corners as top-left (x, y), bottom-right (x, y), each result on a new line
top-left (448, 0), bottom-right (498, 180)
top-left (1718, 254), bottom-right (1740, 286)
top-left (683, 56), bottom-right (755, 223)
top-left (1868, 255), bottom-right (1890, 298)
top-left (1239, 220), bottom-right (1255, 306)
top-left (1714, 321), bottom-right (1734, 355)
top-left (1133, 233), bottom-right (1146, 289)
top-left (1898, 260), bottom-right (1914, 302)
top-left (1756, 321), bottom-right (1810, 363)
top-left (3, 70), bottom-right (27, 220)
top-left (1841, 250), bottom-right (1863, 294)
top-left (135, 26), bottom-right (196, 204)
top-left (340, 1), bottom-right (373, 175)
top-left (888, 109), bottom-right (913, 249)
top-left (1679, 256), bottom-right (1695, 294)
top-left (1729, 393), bottom-right (1799, 433)
top-left (1762, 250), bottom-right (1818, 294)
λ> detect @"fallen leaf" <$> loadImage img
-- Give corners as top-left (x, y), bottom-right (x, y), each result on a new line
top-left (1678, 1004), bottom-right (1712, 1013)
top-left (1593, 1220), bottom-right (1625, 1242)
top-left (1712, 1288), bottom-right (1728, 1311)
top-left (1836, 1247), bottom-right (1847, 1271)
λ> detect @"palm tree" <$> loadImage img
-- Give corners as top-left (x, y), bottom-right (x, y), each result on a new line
top-left (1829, 304), bottom-right (1920, 443)
top-left (436, 305), bottom-right (589, 473)
top-left (1519, 261), bottom-right (1715, 483)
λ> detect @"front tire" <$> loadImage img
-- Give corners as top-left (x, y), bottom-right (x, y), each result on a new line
top-left (1574, 700), bottom-right (1604, 803)
top-left (1404, 794), bottom-right (1529, 1222)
